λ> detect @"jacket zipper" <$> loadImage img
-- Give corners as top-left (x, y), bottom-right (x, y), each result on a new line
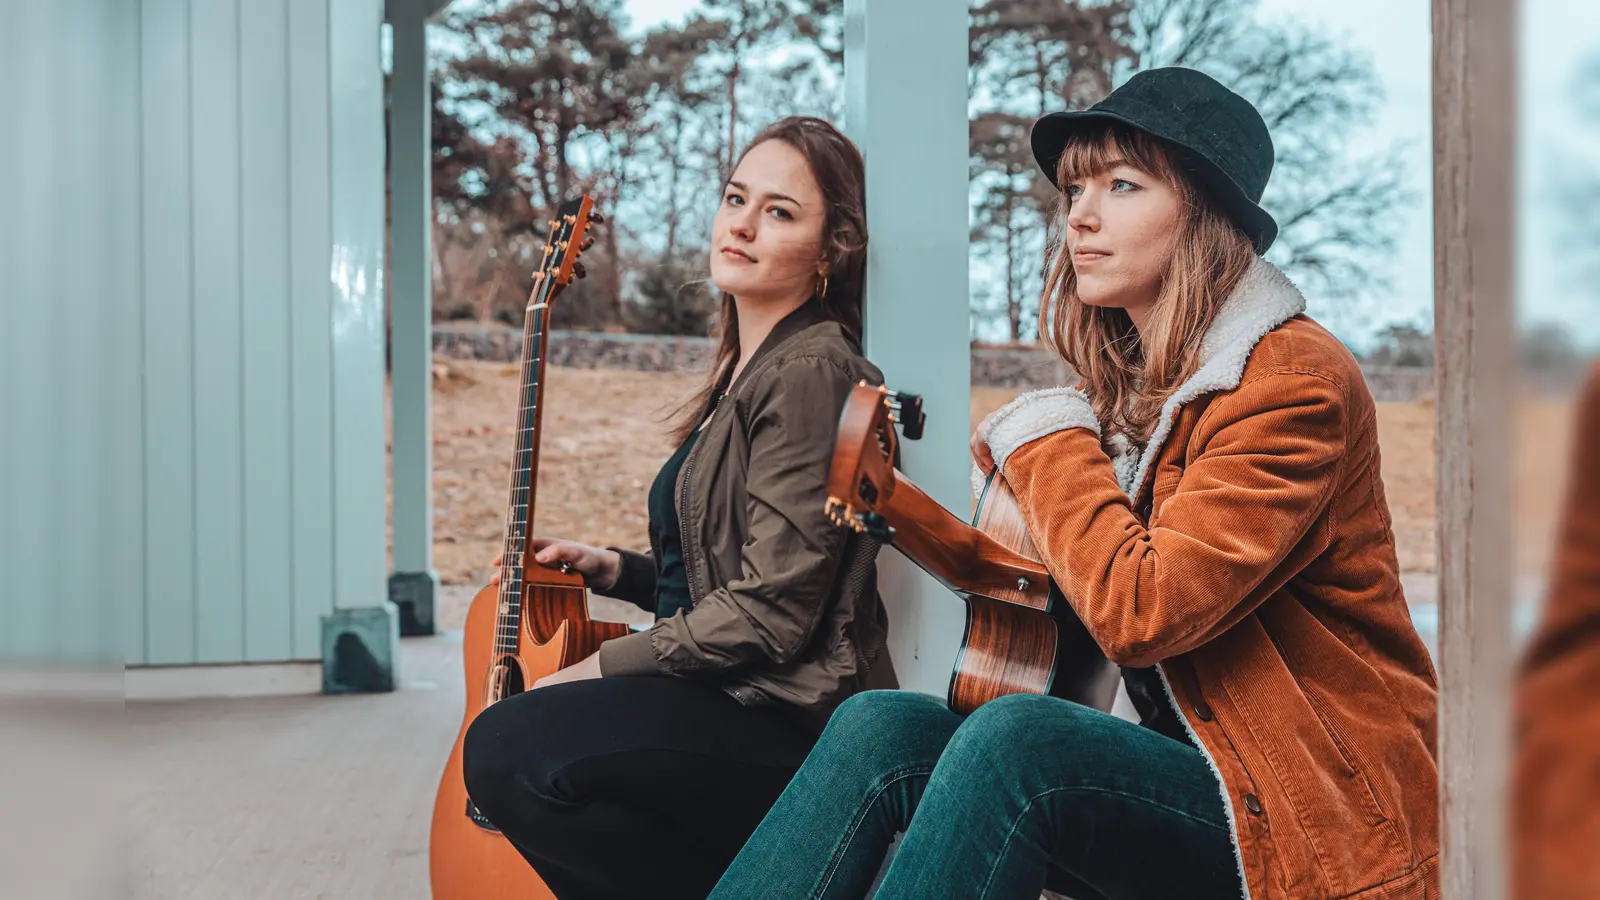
top-left (677, 392), bottom-right (721, 610)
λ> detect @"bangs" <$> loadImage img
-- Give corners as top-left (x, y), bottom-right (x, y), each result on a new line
top-left (1054, 122), bottom-right (1180, 189)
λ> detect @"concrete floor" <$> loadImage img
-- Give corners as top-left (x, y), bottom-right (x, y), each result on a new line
top-left (126, 632), bottom-right (467, 900)
top-left (123, 575), bottom-right (1545, 900)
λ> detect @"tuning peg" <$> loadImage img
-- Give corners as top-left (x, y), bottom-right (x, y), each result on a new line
top-left (589, 211), bottom-right (606, 225)
top-left (581, 236), bottom-right (596, 252)
top-left (886, 390), bottom-right (926, 440)
top-left (857, 512), bottom-right (894, 541)
top-left (573, 261), bottom-right (587, 280)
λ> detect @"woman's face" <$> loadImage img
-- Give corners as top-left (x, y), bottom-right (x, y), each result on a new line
top-left (1062, 148), bottom-right (1184, 326)
top-left (709, 139), bottom-right (828, 304)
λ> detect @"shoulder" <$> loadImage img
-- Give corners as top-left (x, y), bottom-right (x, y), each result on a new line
top-left (1243, 315), bottom-right (1363, 387)
top-left (1200, 315), bottom-right (1374, 438)
top-left (1234, 315), bottom-right (1372, 409)
top-left (756, 322), bottom-right (883, 391)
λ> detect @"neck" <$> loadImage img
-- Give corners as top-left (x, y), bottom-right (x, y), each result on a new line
top-left (731, 292), bottom-right (811, 380)
top-left (1124, 297), bottom-right (1156, 333)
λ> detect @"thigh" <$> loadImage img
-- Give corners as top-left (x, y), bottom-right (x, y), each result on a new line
top-left (894, 694), bottom-right (1239, 900)
top-left (470, 675), bottom-right (817, 813)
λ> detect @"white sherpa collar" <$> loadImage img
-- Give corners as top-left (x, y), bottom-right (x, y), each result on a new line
top-left (980, 256), bottom-right (1307, 500)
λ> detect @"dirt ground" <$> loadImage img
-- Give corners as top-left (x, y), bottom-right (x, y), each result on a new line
top-left (391, 360), bottom-right (1575, 628)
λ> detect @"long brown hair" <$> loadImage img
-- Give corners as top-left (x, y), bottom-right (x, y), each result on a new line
top-left (669, 116), bottom-right (870, 442)
top-left (1039, 121), bottom-right (1258, 447)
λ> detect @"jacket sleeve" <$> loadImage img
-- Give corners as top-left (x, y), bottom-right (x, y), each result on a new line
top-left (991, 371), bottom-right (1350, 667)
top-left (594, 547), bottom-right (658, 614)
top-left (598, 356), bottom-right (858, 678)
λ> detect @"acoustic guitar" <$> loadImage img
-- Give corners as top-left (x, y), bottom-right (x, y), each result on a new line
top-left (825, 382), bottom-right (1119, 716)
top-left (428, 196), bottom-right (631, 900)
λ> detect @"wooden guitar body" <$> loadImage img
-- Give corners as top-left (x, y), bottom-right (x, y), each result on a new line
top-left (827, 383), bottom-right (1119, 716)
top-left (429, 574), bottom-right (627, 900)
top-left (953, 470), bottom-right (1120, 715)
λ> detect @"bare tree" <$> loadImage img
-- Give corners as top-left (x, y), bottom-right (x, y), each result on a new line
top-left (1124, 0), bottom-right (1415, 328)
top-left (967, 0), bottom-right (1132, 341)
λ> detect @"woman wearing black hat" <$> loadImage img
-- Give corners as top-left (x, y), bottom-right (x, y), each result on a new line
top-left (707, 68), bottom-right (1438, 900)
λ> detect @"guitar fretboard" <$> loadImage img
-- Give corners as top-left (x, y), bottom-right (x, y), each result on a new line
top-left (494, 303), bottom-right (548, 658)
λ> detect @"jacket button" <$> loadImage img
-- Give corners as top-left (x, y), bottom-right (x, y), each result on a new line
top-left (1243, 793), bottom-right (1263, 815)
top-left (1194, 701), bottom-right (1214, 721)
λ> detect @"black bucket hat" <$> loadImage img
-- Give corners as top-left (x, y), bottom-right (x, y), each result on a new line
top-left (1030, 67), bottom-right (1278, 255)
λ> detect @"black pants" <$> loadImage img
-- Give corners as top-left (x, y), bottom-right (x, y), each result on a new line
top-left (462, 675), bottom-right (819, 900)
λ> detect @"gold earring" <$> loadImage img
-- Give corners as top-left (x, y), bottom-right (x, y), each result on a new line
top-left (816, 273), bottom-right (829, 298)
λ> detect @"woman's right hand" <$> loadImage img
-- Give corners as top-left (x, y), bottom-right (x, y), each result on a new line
top-left (488, 538), bottom-right (621, 592)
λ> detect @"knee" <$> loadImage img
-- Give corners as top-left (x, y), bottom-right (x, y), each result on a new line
top-left (817, 691), bottom-right (958, 777)
top-left (461, 702), bottom-right (528, 820)
top-left (948, 693), bottom-right (1094, 762)
top-left (828, 691), bottom-right (947, 744)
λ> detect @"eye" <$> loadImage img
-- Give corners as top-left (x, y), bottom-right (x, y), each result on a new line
top-left (768, 206), bottom-right (794, 221)
top-left (724, 191), bottom-right (745, 207)
top-left (1111, 178), bottom-right (1137, 192)
top-left (1064, 184), bottom-right (1083, 199)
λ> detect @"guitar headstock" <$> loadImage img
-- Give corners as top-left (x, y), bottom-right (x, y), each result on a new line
top-left (532, 195), bottom-right (605, 303)
top-left (825, 382), bottom-right (925, 541)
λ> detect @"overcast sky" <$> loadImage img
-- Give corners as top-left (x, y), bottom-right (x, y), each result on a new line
top-left (622, 0), bottom-right (1600, 347)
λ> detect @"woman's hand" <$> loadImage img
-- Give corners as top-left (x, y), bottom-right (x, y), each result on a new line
top-left (532, 651), bottom-right (603, 690)
top-left (970, 410), bottom-right (998, 474)
top-left (488, 539), bottom-right (622, 592)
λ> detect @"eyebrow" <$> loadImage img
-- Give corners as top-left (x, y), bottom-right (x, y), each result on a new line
top-left (727, 181), bottom-right (804, 208)
top-left (1065, 158), bottom-right (1136, 181)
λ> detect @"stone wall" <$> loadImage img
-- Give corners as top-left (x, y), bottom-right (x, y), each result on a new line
top-left (432, 323), bottom-right (1455, 399)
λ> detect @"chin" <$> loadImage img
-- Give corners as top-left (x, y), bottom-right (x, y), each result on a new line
top-left (1077, 292), bottom-right (1130, 311)
top-left (708, 262), bottom-right (755, 297)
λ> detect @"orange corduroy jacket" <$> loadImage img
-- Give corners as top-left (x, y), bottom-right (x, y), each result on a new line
top-left (1513, 362), bottom-right (1600, 900)
top-left (985, 258), bottom-right (1440, 899)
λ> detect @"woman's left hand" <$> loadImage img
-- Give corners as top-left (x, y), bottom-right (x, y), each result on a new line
top-left (970, 411), bottom-right (998, 473)
top-left (533, 651), bottom-right (603, 689)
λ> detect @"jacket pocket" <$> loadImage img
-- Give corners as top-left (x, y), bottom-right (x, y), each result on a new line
top-left (1213, 623), bottom-right (1407, 896)
top-left (1301, 681), bottom-right (1393, 826)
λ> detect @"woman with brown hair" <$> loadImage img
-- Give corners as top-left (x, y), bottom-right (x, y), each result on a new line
top-left (460, 115), bottom-right (897, 900)
top-left (709, 69), bottom-right (1438, 900)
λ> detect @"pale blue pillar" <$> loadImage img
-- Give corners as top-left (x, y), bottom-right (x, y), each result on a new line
top-left (320, 0), bottom-right (401, 691)
top-left (385, 0), bottom-right (451, 637)
top-left (844, 0), bottom-right (972, 698)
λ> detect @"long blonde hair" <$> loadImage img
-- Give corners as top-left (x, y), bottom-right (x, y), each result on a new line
top-left (1039, 122), bottom-right (1258, 447)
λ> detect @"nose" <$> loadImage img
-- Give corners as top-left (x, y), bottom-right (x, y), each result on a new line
top-left (1066, 186), bottom-right (1100, 233)
top-left (727, 206), bottom-right (757, 242)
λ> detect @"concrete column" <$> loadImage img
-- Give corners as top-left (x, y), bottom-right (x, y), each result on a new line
top-left (321, 0), bottom-right (400, 692)
top-left (843, 0), bottom-right (972, 699)
top-left (385, 0), bottom-right (442, 637)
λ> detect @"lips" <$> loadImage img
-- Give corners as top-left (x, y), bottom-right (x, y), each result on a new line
top-left (719, 247), bottom-right (756, 263)
top-left (1074, 248), bottom-right (1111, 263)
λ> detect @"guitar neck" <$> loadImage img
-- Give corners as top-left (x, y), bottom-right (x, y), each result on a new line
top-left (877, 471), bottom-right (1052, 610)
top-left (493, 280), bottom-right (556, 656)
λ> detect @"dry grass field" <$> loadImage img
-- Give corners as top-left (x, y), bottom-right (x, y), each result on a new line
top-left (391, 359), bottom-right (1575, 628)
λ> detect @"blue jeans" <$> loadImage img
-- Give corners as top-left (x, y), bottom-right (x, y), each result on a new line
top-left (708, 691), bottom-right (1241, 900)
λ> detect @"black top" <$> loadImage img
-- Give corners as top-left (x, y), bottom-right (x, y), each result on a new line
top-left (1122, 666), bottom-right (1194, 747)
top-left (647, 427), bottom-right (701, 621)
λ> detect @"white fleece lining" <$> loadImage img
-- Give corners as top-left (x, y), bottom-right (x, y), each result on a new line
top-left (981, 386), bottom-right (1100, 473)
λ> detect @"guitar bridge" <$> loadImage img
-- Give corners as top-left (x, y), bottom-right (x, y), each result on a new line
top-left (465, 797), bottom-right (502, 833)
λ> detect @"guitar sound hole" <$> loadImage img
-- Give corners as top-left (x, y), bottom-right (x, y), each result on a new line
top-left (491, 654), bottom-right (528, 699)
top-left (857, 476), bottom-right (879, 507)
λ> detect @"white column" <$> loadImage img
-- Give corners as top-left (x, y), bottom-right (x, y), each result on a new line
top-left (386, 0), bottom-right (441, 636)
top-left (321, 0), bottom-right (400, 690)
top-left (844, 0), bottom-right (971, 698)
